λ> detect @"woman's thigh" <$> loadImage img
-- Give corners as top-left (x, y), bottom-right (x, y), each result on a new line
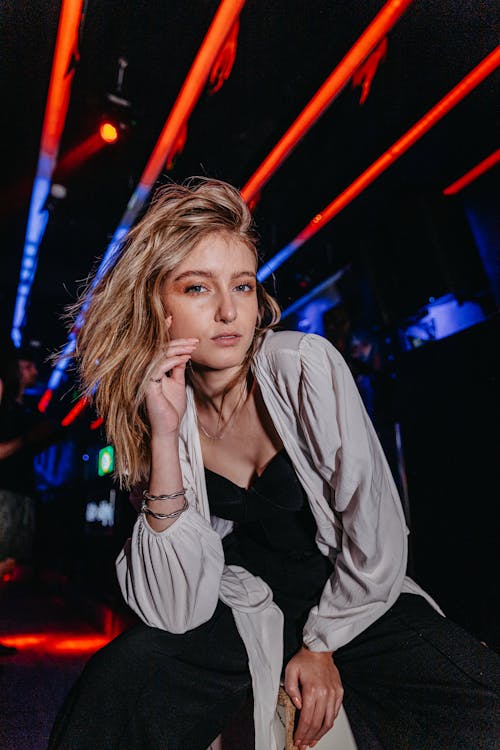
top-left (49, 601), bottom-right (251, 750)
top-left (334, 594), bottom-right (500, 750)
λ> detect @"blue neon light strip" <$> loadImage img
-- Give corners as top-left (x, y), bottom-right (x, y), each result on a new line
top-left (11, 171), bottom-right (51, 346)
top-left (280, 269), bottom-right (345, 318)
top-left (256, 238), bottom-right (304, 283)
top-left (47, 339), bottom-right (76, 390)
top-left (11, 0), bottom-right (84, 348)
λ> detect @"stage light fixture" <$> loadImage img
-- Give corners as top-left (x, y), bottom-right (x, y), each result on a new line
top-left (97, 60), bottom-right (134, 146)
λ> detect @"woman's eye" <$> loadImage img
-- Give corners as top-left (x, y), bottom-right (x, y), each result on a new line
top-left (185, 284), bottom-right (207, 294)
top-left (234, 283), bottom-right (254, 292)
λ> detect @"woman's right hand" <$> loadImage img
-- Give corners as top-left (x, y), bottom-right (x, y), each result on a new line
top-left (145, 333), bottom-right (199, 439)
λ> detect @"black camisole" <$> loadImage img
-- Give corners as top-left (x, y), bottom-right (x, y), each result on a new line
top-left (205, 449), bottom-right (333, 659)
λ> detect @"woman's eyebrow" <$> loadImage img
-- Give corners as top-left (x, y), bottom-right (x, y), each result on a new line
top-left (172, 270), bottom-right (256, 282)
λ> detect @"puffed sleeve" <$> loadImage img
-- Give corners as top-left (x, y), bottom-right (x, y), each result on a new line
top-left (115, 503), bottom-right (224, 632)
top-left (298, 334), bottom-right (408, 652)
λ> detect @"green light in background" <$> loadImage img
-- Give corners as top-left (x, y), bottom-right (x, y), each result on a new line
top-left (98, 445), bottom-right (115, 477)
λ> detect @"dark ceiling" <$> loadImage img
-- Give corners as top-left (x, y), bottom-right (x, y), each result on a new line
top-left (1, 0), bottom-right (498, 362)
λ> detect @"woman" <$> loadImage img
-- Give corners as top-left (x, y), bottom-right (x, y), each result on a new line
top-left (50, 178), bottom-right (499, 750)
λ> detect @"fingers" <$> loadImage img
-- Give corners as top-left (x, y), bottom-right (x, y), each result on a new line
top-left (334, 684), bottom-right (344, 719)
top-left (167, 355), bottom-right (190, 385)
top-left (317, 697), bottom-right (337, 742)
top-left (293, 689), bottom-right (323, 749)
top-left (163, 338), bottom-right (199, 359)
top-left (166, 337), bottom-right (199, 350)
top-left (284, 665), bottom-right (303, 711)
top-left (149, 340), bottom-right (199, 383)
top-left (146, 354), bottom-right (190, 384)
top-left (293, 686), bottom-right (341, 749)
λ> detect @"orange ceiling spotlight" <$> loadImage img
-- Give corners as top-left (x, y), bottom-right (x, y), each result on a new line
top-left (99, 121), bottom-right (120, 144)
top-left (257, 45), bottom-right (500, 281)
top-left (241, 0), bottom-right (414, 204)
top-left (443, 147), bottom-right (500, 195)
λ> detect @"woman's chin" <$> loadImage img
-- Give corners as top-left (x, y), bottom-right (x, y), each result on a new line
top-left (191, 355), bottom-right (246, 374)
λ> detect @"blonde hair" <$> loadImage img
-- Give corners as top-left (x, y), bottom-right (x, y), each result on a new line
top-left (71, 177), bottom-right (281, 488)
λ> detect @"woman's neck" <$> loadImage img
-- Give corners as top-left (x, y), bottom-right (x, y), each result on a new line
top-left (190, 364), bottom-right (249, 416)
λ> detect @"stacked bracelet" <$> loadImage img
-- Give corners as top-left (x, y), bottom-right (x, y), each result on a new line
top-left (143, 488), bottom-right (186, 501)
top-left (140, 496), bottom-right (189, 520)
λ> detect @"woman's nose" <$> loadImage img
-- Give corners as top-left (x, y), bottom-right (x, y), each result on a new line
top-left (215, 292), bottom-right (237, 323)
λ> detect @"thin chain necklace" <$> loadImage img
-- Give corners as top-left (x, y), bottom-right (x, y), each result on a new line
top-left (196, 383), bottom-right (248, 441)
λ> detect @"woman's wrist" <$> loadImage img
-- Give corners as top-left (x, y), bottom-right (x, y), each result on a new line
top-left (150, 429), bottom-right (180, 447)
top-left (301, 643), bottom-right (333, 657)
top-left (148, 433), bottom-right (184, 508)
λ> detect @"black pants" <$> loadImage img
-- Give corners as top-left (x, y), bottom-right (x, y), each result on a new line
top-left (49, 595), bottom-right (500, 750)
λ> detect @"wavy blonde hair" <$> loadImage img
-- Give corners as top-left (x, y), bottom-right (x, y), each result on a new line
top-left (71, 177), bottom-right (281, 488)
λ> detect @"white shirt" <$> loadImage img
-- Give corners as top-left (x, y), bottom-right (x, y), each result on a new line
top-left (116, 330), bottom-right (440, 750)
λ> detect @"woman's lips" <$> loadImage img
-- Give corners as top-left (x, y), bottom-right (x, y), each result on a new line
top-left (210, 334), bottom-right (241, 346)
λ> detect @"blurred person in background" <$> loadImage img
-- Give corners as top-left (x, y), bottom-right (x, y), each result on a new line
top-left (0, 345), bottom-right (56, 655)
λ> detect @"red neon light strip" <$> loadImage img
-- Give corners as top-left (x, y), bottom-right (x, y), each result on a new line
top-left (90, 416), bottom-right (104, 430)
top-left (42, 0), bottom-right (84, 159)
top-left (12, 0), bottom-right (84, 348)
top-left (443, 147), bottom-right (500, 195)
top-left (241, 0), bottom-right (414, 203)
top-left (1, 632), bottom-right (111, 654)
top-left (61, 396), bottom-right (89, 427)
top-left (38, 388), bottom-right (53, 413)
top-left (288, 47), bottom-right (500, 253)
top-left (139, 0), bottom-right (246, 189)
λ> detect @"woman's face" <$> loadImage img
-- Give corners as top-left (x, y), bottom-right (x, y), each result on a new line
top-left (161, 232), bottom-right (259, 372)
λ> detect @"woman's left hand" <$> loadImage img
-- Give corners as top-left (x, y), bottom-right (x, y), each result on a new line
top-left (284, 645), bottom-right (344, 749)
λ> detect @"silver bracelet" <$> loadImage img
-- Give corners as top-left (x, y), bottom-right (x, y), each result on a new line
top-left (140, 497), bottom-right (188, 520)
top-left (143, 488), bottom-right (186, 502)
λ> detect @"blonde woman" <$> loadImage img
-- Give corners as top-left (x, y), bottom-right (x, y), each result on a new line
top-left (50, 178), bottom-right (499, 750)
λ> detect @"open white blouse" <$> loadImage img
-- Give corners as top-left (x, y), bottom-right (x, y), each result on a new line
top-left (116, 330), bottom-right (440, 750)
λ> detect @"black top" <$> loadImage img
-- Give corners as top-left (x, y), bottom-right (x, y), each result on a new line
top-left (205, 449), bottom-right (333, 659)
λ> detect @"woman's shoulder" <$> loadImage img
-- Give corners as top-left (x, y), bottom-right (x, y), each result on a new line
top-left (258, 328), bottom-right (305, 355)
top-left (258, 329), bottom-right (341, 362)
